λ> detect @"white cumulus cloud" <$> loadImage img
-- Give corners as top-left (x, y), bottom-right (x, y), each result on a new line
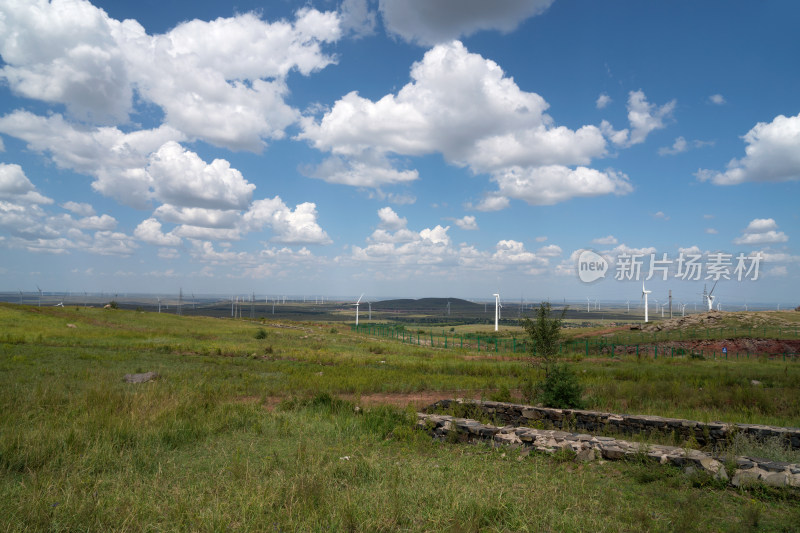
top-left (454, 215), bottom-right (478, 230)
top-left (61, 201), bottom-right (95, 216)
top-left (0, 0), bottom-right (342, 150)
top-left (491, 165), bottom-right (632, 206)
top-left (134, 218), bottom-right (182, 246)
top-left (696, 113), bottom-right (800, 185)
top-left (596, 93), bottom-right (611, 109)
top-left (733, 218), bottom-right (788, 245)
top-left (377, 206), bottom-right (407, 230)
top-left (0, 0), bottom-right (132, 123)
top-left (0, 163), bottom-right (53, 204)
top-left (243, 197), bottom-right (331, 245)
top-left (147, 142), bottom-right (255, 210)
top-left (299, 41), bottom-right (618, 205)
top-left (592, 235), bottom-right (618, 245)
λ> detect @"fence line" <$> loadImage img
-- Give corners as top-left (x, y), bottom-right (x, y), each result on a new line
top-left (350, 323), bottom-right (799, 362)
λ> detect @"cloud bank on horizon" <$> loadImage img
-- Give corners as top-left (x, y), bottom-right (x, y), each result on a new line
top-left (0, 0), bottom-right (797, 301)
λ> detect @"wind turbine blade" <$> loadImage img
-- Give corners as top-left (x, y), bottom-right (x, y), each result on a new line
top-left (709, 280), bottom-right (718, 296)
top-left (356, 293), bottom-right (364, 304)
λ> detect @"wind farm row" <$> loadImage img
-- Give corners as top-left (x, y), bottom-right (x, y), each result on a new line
top-left (1, 288), bottom-right (791, 326)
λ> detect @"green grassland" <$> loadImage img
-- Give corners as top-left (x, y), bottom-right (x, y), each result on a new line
top-left (1, 303), bottom-right (799, 531)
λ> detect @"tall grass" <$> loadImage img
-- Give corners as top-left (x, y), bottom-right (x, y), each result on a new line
top-left (2, 303), bottom-right (800, 530)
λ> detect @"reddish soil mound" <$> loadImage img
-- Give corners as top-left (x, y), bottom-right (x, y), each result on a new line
top-left (605, 338), bottom-right (800, 358)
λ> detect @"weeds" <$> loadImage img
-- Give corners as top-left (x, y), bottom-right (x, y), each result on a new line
top-left (715, 432), bottom-right (800, 464)
top-left (1, 303), bottom-right (800, 531)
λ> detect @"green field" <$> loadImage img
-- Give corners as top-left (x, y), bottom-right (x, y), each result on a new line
top-left (1, 303), bottom-right (799, 531)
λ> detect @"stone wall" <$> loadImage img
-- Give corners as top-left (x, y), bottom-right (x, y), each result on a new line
top-left (416, 412), bottom-right (800, 489)
top-left (425, 399), bottom-right (800, 450)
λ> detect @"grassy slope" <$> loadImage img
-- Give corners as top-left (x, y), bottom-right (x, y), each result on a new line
top-left (2, 304), bottom-right (800, 531)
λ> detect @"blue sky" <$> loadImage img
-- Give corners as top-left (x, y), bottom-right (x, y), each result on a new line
top-left (0, 0), bottom-right (798, 306)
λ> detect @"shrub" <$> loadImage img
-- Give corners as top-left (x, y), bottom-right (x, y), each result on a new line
top-left (521, 302), bottom-right (584, 409)
top-left (254, 328), bottom-right (267, 339)
top-left (537, 364), bottom-right (584, 409)
top-left (488, 385), bottom-right (513, 403)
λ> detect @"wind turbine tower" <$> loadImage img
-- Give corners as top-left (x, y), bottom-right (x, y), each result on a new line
top-left (642, 282), bottom-right (652, 323)
top-left (706, 281), bottom-right (718, 312)
top-left (353, 294), bottom-right (364, 326)
top-left (668, 289), bottom-right (672, 318)
top-left (493, 293), bottom-right (500, 332)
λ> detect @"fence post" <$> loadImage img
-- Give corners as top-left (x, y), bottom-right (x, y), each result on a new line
top-left (586, 339), bottom-right (589, 358)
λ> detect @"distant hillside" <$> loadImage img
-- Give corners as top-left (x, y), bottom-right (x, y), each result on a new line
top-left (372, 298), bottom-right (484, 313)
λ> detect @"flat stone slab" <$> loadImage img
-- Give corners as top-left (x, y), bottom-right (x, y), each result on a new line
top-left (425, 398), bottom-right (800, 450)
top-left (123, 371), bottom-right (159, 383)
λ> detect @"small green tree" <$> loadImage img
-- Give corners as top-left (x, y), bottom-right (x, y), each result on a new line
top-left (521, 302), bottom-right (583, 408)
top-left (521, 301), bottom-right (565, 370)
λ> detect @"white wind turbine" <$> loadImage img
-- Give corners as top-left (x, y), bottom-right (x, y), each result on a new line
top-left (642, 282), bottom-right (652, 323)
top-left (706, 281), bottom-right (717, 311)
top-left (493, 293), bottom-right (500, 332)
top-left (586, 296), bottom-right (591, 312)
top-left (353, 294), bottom-right (364, 326)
